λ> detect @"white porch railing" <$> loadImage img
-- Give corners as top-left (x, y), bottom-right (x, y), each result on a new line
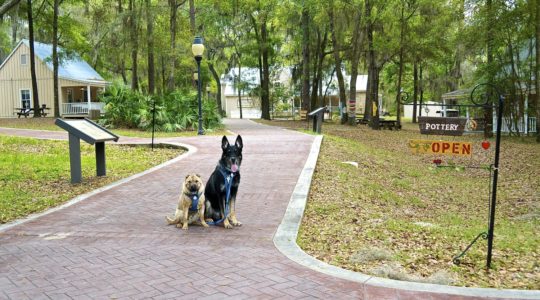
top-left (61, 102), bottom-right (105, 115)
top-left (494, 117), bottom-right (537, 134)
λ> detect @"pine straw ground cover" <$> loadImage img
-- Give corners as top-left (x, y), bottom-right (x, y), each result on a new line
top-left (0, 135), bottom-right (182, 223)
top-left (258, 119), bottom-right (539, 289)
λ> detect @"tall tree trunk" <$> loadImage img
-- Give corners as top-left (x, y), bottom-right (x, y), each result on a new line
top-left (129, 0), bottom-right (139, 90)
top-left (328, 4), bottom-right (347, 123)
top-left (536, 0), bottom-right (540, 142)
top-left (250, 12), bottom-right (265, 118)
top-left (118, 0), bottom-right (127, 85)
top-left (365, 0), bottom-right (380, 130)
top-left (208, 62), bottom-right (222, 115)
top-left (237, 61), bottom-right (243, 119)
top-left (412, 61), bottom-right (419, 123)
top-left (485, 0), bottom-right (494, 138)
top-left (189, 0), bottom-right (195, 34)
top-left (301, 7), bottom-right (310, 111)
top-left (351, 6), bottom-right (365, 125)
top-left (311, 28), bottom-right (327, 111)
top-left (348, 6), bottom-right (363, 125)
top-left (260, 15), bottom-right (270, 120)
top-left (369, 65), bottom-right (381, 130)
top-left (168, 0), bottom-right (178, 90)
top-left (161, 54), bottom-right (167, 94)
top-left (27, 0), bottom-right (40, 117)
top-left (146, 0), bottom-right (155, 94)
top-left (419, 63), bottom-right (424, 117)
top-left (395, 4), bottom-right (405, 128)
top-left (10, 3), bottom-right (19, 46)
top-left (52, 0), bottom-right (60, 117)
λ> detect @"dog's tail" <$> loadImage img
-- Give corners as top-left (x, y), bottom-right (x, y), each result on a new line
top-left (166, 209), bottom-right (182, 225)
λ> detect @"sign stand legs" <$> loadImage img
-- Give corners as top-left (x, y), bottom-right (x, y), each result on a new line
top-left (96, 142), bottom-right (106, 177)
top-left (69, 133), bottom-right (82, 184)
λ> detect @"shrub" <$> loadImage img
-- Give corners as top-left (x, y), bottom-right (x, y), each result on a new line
top-left (98, 83), bottom-right (222, 132)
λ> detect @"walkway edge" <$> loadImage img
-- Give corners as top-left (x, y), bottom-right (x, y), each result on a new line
top-left (273, 134), bottom-right (540, 300)
top-left (0, 142), bottom-right (196, 233)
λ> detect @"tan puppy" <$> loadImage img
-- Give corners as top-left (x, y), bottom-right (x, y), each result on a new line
top-left (166, 174), bottom-right (209, 230)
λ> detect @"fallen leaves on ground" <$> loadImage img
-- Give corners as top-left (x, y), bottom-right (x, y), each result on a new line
top-left (260, 119), bottom-right (539, 290)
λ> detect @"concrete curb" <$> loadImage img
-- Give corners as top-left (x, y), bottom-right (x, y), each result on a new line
top-left (273, 134), bottom-right (540, 300)
top-left (0, 142), bottom-right (196, 233)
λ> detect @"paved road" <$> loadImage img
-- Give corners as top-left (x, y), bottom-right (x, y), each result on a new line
top-left (0, 120), bottom-right (524, 299)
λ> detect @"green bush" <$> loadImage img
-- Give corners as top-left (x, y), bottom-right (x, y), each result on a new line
top-left (98, 83), bottom-right (222, 132)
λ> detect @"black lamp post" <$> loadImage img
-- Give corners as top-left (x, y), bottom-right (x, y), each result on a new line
top-left (192, 36), bottom-right (205, 135)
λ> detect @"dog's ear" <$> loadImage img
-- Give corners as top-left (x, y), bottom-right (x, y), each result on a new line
top-left (221, 136), bottom-right (230, 150)
top-left (235, 135), bottom-right (243, 150)
top-left (185, 174), bottom-right (190, 180)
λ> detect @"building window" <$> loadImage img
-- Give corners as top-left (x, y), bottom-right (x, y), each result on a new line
top-left (67, 88), bottom-right (73, 102)
top-left (20, 54), bottom-right (28, 65)
top-left (21, 89), bottom-right (31, 108)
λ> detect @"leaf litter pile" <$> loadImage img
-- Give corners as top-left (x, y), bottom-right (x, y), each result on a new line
top-left (259, 120), bottom-right (539, 289)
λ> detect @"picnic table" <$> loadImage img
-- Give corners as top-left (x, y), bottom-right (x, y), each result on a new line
top-left (355, 115), bottom-right (400, 130)
top-left (15, 106), bottom-right (49, 118)
top-left (379, 118), bottom-right (399, 130)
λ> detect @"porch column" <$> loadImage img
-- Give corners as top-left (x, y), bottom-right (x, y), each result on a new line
top-left (524, 97), bottom-right (528, 135)
top-left (87, 85), bottom-right (91, 110)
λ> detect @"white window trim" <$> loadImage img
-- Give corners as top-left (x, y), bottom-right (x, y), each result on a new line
top-left (20, 89), bottom-right (32, 109)
top-left (20, 54), bottom-right (28, 65)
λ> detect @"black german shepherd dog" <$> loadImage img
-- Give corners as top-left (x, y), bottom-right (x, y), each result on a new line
top-left (204, 135), bottom-right (243, 228)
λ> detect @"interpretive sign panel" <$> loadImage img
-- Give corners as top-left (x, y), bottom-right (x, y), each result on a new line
top-left (55, 118), bottom-right (118, 144)
top-left (418, 116), bottom-right (467, 136)
top-left (55, 118), bottom-right (119, 183)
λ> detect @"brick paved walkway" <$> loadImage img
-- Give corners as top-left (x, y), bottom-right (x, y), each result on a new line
top-left (0, 120), bottom-right (534, 299)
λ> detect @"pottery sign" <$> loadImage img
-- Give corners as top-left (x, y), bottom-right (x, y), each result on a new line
top-left (418, 117), bottom-right (467, 136)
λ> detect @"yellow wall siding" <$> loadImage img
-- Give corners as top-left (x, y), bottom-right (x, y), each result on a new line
top-left (0, 44), bottom-right (59, 117)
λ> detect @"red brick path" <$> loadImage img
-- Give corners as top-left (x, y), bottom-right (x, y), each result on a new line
top-left (0, 120), bottom-right (522, 299)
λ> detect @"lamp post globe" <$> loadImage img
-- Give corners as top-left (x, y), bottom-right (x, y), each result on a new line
top-left (192, 36), bottom-right (205, 135)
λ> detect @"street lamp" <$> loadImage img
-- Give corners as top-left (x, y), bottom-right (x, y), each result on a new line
top-left (192, 36), bottom-right (205, 135)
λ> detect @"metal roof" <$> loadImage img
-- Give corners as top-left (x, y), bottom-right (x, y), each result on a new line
top-left (19, 39), bottom-right (106, 84)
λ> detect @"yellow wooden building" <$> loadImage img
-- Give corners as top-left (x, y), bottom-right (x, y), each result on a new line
top-left (0, 39), bottom-right (108, 118)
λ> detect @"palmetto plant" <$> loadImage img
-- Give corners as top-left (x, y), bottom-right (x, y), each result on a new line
top-left (98, 83), bottom-right (222, 132)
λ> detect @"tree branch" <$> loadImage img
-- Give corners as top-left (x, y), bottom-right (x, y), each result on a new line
top-left (0, 0), bottom-right (21, 17)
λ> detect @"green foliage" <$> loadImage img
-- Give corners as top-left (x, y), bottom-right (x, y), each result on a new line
top-left (98, 83), bottom-right (222, 132)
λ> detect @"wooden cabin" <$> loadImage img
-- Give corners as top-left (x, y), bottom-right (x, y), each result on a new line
top-left (0, 39), bottom-right (108, 118)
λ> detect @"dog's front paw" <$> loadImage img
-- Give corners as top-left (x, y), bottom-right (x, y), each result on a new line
top-left (182, 224), bottom-right (188, 230)
top-left (229, 216), bottom-right (242, 227)
top-left (223, 220), bottom-right (233, 229)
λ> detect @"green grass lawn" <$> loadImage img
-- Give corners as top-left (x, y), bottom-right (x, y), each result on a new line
top-left (0, 117), bottom-right (228, 138)
top-left (258, 119), bottom-right (539, 290)
top-left (0, 135), bottom-right (183, 223)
